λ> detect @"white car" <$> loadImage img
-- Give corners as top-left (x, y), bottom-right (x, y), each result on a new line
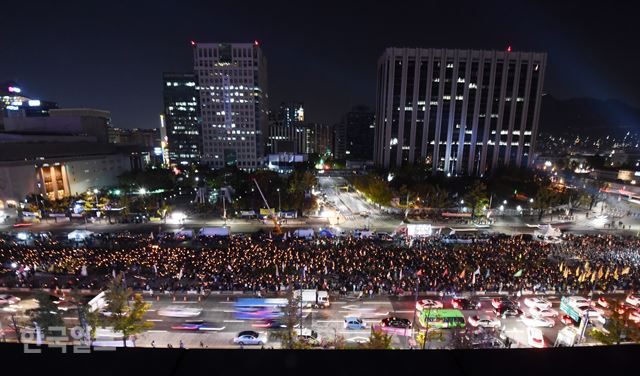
top-left (521, 314), bottom-right (555, 328)
top-left (529, 306), bottom-right (559, 318)
top-left (524, 297), bottom-right (552, 309)
top-left (416, 299), bottom-right (444, 311)
top-left (573, 304), bottom-right (603, 319)
top-left (527, 327), bottom-right (545, 348)
top-left (565, 296), bottom-right (592, 308)
top-left (157, 306), bottom-right (202, 318)
top-left (626, 294), bottom-right (640, 307)
top-left (467, 315), bottom-right (501, 328)
top-left (0, 294), bottom-right (21, 305)
top-left (233, 331), bottom-right (267, 346)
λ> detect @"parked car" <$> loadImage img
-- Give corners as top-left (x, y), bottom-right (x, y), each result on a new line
top-left (416, 299), bottom-right (444, 311)
top-left (529, 306), bottom-right (559, 318)
top-left (344, 317), bottom-right (367, 330)
top-left (233, 331), bottom-right (267, 346)
top-left (451, 298), bottom-right (481, 310)
top-left (527, 327), bottom-right (545, 348)
top-left (521, 314), bottom-right (555, 328)
top-left (493, 306), bottom-right (523, 318)
top-left (467, 315), bottom-right (501, 328)
top-left (524, 297), bottom-right (552, 309)
top-left (0, 294), bottom-right (21, 305)
top-left (492, 297), bottom-right (520, 309)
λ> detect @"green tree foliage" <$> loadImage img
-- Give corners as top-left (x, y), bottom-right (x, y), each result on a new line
top-left (271, 286), bottom-right (303, 349)
top-left (352, 174), bottom-right (393, 206)
top-left (103, 273), bottom-right (153, 347)
top-left (29, 292), bottom-right (65, 337)
top-left (589, 302), bottom-right (640, 345)
top-left (464, 180), bottom-right (489, 218)
top-left (366, 327), bottom-right (392, 349)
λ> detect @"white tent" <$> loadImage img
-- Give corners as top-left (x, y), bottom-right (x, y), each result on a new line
top-left (67, 229), bottom-right (94, 241)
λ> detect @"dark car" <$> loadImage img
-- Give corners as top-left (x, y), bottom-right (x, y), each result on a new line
top-left (380, 317), bottom-right (412, 329)
top-left (493, 306), bottom-right (523, 318)
top-left (252, 319), bottom-right (287, 329)
top-left (491, 297), bottom-right (520, 309)
top-left (451, 298), bottom-right (482, 310)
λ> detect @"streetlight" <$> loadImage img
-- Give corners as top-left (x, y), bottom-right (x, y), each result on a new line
top-left (93, 189), bottom-right (99, 206)
top-left (139, 188), bottom-right (147, 195)
top-left (277, 188), bottom-right (281, 215)
top-left (529, 198), bottom-right (534, 203)
top-left (503, 200), bottom-right (507, 205)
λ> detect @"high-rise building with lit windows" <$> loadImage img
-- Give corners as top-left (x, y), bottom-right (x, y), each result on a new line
top-left (162, 72), bottom-right (200, 166)
top-left (374, 48), bottom-right (546, 175)
top-left (193, 41), bottom-right (268, 170)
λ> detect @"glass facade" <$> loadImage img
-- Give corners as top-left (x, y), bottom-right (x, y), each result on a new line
top-left (374, 48), bottom-right (546, 175)
top-left (162, 73), bottom-right (201, 166)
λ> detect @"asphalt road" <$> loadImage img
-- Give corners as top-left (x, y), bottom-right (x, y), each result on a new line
top-left (1, 290), bottom-right (626, 349)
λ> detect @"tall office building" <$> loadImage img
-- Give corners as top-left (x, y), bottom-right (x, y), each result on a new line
top-left (340, 105), bottom-right (375, 160)
top-left (374, 48), bottom-right (546, 175)
top-left (193, 41), bottom-right (268, 170)
top-left (280, 102), bottom-right (304, 127)
top-left (162, 72), bottom-right (200, 166)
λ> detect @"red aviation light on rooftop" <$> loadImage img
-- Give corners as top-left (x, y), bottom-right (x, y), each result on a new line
top-left (190, 40), bottom-right (197, 46)
top-left (506, 45), bottom-right (512, 52)
top-left (254, 40), bottom-right (259, 46)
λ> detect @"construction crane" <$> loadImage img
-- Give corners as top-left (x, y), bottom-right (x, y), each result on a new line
top-left (253, 179), bottom-right (283, 235)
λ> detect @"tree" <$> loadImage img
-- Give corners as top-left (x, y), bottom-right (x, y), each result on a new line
top-left (103, 273), bottom-right (153, 347)
top-left (464, 180), bottom-right (489, 218)
top-left (29, 292), bottom-right (65, 337)
top-left (270, 286), bottom-right (304, 349)
top-left (589, 302), bottom-right (640, 345)
top-left (366, 327), bottom-right (392, 349)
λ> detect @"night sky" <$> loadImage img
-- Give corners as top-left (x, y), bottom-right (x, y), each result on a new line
top-left (1, 0), bottom-right (638, 129)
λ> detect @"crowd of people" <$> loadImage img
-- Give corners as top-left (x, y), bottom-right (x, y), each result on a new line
top-left (0, 232), bottom-right (638, 295)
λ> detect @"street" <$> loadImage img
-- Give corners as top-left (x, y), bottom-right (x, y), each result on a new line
top-left (0, 289), bottom-right (622, 349)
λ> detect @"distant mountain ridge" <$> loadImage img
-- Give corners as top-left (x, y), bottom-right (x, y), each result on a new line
top-left (539, 95), bottom-right (640, 137)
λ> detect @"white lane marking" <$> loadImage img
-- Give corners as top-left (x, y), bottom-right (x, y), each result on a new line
top-left (63, 317), bottom-right (77, 320)
top-left (220, 301), bottom-right (234, 304)
top-left (171, 301), bottom-right (199, 304)
top-left (223, 320), bottom-right (244, 323)
top-left (333, 302), bottom-right (347, 305)
top-left (316, 320), bottom-right (343, 323)
top-left (484, 310), bottom-right (494, 313)
top-left (362, 301), bottom-right (389, 305)
top-left (207, 309), bottom-right (236, 313)
top-left (146, 309), bottom-right (156, 312)
top-left (147, 319), bottom-right (164, 322)
top-left (393, 310), bottom-right (414, 314)
top-left (339, 331), bottom-right (370, 335)
top-left (147, 330), bottom-right (168, 333)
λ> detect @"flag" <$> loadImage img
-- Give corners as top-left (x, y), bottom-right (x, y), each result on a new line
top-left (112, 269), bottom-right (116, 279)
top-left (590, 272), bottom-right (596, 284)
top-left (613, 268), bottom-right (619, 281)
top-left (559, 262), bottom-right (564, 272)
top-left (80, 265), bottom-right (88, 277)
top-left (443, 268), bottom-right (449, 277)
top-left (177, 267), bottom-right (183, 280)
top-left (575, 266), bottom-right (580, 276)
top-left (605, 267), bottom-right (610, 279)
top-left (563, 268), bottom-right (569, 279)
top-left (472, 272), bottom-right (476, 285)
top-left (513, 269), bottom-right (523, 278)
top-left (473, 267), bottom-right (481, 277)
top-left (399, 269), bottom-right (403, 280)
top-left (459, 269), bottom-right (466, 279)
top-left (622, 266), bottom-right (631, 275)
top-left (153, 264), bottom-right (158, 275)
top-left (585, 261), bottom-right (590, 272)
top-left (416, 269), bottom-right (423, 277)
top-left (597, 267), bottom-right (604, 280)
top-left (485, 269), bottom-right (490, 278)
top-left (275, 264), bottom-right (279, 277)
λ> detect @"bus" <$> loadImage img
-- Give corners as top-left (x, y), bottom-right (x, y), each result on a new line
top-left (234, 298), bottom-right (288, 320)
top-left (418, 309), bottom-right (466, 329)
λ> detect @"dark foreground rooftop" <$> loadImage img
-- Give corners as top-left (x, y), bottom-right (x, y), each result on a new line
top-left (0, 343), bottom-right (638, 376)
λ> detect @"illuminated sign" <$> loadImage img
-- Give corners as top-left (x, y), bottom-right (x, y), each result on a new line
top-left (7, 86), bottom-right (21, 93)
top-left (407, 224), bottom-right (432, 237)
top-left (28, 100), bottom-right (41, 107)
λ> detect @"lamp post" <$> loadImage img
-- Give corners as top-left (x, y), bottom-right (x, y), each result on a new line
top-left (277, 188), bottom-right (281, 215)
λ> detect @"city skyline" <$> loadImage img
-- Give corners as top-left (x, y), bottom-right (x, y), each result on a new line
top-left (0, 1), bottom-right (638, 129)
